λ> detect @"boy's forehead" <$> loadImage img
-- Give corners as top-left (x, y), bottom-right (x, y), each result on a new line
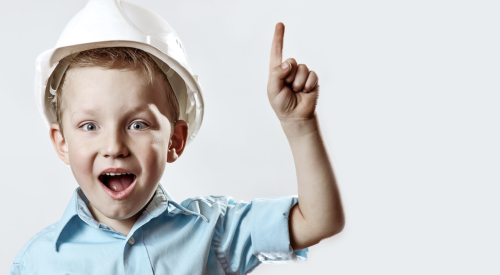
top-left (63, 67), bottom-right (170, 112)
top-left (67, 66), bottom-right (152, 86)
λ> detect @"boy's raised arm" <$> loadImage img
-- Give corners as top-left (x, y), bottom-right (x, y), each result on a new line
top-left (267, 23), bottom-right (345, 250)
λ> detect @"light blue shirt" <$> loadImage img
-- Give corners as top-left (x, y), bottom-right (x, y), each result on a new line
top-left (10, 184), bottom-right (308, 274)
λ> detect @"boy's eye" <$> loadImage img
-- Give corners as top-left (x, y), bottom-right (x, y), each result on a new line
top-left (82, 122), bottom-right (99, 131)
top-left (129, 121), bottom-right (149, 130)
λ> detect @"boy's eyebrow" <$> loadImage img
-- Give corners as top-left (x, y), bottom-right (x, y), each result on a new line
top-left (121, 105), bottom-right (154, 116)
top-left (71, 108), bottom-right (97, 117)
top-left (70, 105), bottom-right (157, 118)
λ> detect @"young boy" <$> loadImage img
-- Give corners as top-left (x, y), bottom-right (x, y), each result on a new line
top-left (11, 0), bottom-right (344, 274)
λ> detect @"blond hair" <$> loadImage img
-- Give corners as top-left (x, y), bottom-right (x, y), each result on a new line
top-left (51, 47), bottom-right (180, 136)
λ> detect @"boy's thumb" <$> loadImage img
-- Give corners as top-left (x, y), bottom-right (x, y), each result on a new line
top-left (268, 61), bottom-right (291, 95)
top-left (280, 61), bottom-right (290, 71)
top-left (270, 61), bottom-right (291, 77)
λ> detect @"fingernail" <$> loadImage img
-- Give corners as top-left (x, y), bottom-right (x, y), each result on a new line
top-left (281, 62), bottom-right (289, 70)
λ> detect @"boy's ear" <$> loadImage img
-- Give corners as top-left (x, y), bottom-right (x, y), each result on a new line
top-left (50, 124), bottom-right (70, 165)
top-left (167, 120), bottom-right (188, 163)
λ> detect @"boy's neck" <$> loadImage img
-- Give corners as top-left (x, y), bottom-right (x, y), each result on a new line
top-left (87, 202), bottom-right (146, 236)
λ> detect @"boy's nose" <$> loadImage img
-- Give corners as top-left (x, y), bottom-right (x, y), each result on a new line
top-left (100, 130), bottom-right (130, 158)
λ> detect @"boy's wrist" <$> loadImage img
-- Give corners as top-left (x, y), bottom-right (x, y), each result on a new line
top-left (279, 113), bottom-right (320, 140)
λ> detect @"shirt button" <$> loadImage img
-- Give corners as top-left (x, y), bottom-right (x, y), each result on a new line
top-left (128, 237), bottom-right (135, 245)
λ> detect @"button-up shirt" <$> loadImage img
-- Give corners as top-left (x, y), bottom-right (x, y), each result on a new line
top-left (10, 184), bottom-right (308, 274)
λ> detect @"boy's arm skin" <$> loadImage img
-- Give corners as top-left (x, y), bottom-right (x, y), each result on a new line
top-left (267, 23), bottom-right (345, 251)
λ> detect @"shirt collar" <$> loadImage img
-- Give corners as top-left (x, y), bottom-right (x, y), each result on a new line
top-left (53, 183), bottom-right (207, 251)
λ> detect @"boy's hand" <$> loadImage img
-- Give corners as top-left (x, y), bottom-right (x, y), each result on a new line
top-left (267, 23), bottom-right (319, 122)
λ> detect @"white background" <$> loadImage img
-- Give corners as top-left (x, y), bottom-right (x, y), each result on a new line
top-left (1, 0), bottom-right (499, 274)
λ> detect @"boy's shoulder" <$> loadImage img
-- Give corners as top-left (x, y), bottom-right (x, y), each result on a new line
top-left (12, 222), bottom-right (58, 265)
top-left (175, 194), bottom-right (241, 218)
top-left (176, 194), bottom-right (298, 217)
top-left (180, 195), bottom-right (238, 208)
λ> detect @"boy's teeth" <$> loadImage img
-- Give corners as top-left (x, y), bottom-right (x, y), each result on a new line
top-left (104, 172), bottom-right (131, 176)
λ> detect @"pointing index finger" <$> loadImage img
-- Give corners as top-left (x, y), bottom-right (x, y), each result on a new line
top-left (269, 22), bottom-right (284, 70)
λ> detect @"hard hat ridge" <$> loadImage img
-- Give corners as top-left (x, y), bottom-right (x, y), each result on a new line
top-left (56, 0), bottom-right (146, 50)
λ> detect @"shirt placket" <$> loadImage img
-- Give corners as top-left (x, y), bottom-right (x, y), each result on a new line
top-left (123, 227), bottom-right (154, 275)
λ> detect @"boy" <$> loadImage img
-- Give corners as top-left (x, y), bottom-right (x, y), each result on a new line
top-left (11, 0), bottom-right (344, 274)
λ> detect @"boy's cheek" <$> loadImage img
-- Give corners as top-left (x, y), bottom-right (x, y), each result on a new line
top-left (131, 133), bottom-right (169, 160)
top-left (68, 147), bottom-right (96, 181)
top-left (134, 144), bottom-right (167, 180)
top-left (65, 136), bottom-right (99, 178)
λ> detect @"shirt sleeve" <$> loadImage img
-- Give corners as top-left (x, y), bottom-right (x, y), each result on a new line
top-left (9, 263), bottom-right (22, 275)
top-left (213, 196), bottom-right (309, 275)
top-left (251, 196), bottom-right (308, 263)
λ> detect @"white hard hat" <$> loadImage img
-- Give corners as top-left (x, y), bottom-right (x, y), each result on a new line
top-left (35, 0), bottom-right (204, 144)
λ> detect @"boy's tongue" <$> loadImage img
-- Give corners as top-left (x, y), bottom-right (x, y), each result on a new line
top-left (108, 175), bottom-right (133, 192)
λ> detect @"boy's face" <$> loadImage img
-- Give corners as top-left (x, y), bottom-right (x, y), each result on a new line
top-left (50, 67), bottom-right (187, 222)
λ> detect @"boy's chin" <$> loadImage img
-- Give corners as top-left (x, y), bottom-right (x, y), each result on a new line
top-left (89, 200), bottom-right (143, 221)
top-left (101, 207), bottom-right (143, 221)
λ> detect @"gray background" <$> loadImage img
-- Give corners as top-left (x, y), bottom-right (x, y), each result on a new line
top-left (1, 0), bottom-right (499, 274)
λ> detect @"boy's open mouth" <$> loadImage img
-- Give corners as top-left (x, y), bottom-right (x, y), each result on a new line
top-left (99, 172), bottom-right (137, 192)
